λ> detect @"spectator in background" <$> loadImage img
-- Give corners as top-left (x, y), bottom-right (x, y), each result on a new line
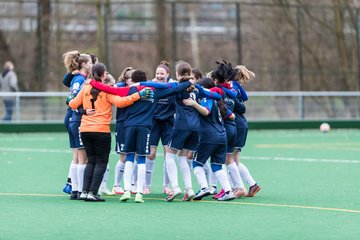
top-left (0, 61), bottom-right (19, 121)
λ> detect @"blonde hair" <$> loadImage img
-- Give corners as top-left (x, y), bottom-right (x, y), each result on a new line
top-left (63, 51), bottom-right (91, 73)
top-left (235, 65), bottom-right (255, 85)
top-left (104, 73), bottom-right (116, 86)
top-left (118, 67), bottom-right (134, 83)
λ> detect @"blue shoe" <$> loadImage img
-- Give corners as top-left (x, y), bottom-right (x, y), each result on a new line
top-left (63, 183), bottom-right (72, 194)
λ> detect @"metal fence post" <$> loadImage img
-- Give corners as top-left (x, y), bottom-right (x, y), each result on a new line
top-left (356, 8), bottom-right (360, 92)
top-left (296, 6), bottom-right (304, 119)
top-left (236, 3), bottom-right (242, 64)
top-left (15, 94), bottom-right (20, 121)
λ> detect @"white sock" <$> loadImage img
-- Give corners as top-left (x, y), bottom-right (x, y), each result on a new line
top-left (131, 161), bottom-right (138, 187)
top-left (114, 160), bottom-right (125, 187)
top-left (163, 158), bottom-right (170, 187)
top-left (238, 162), bottom-right (256, 186)
top-left (193, 166), bottom-right (208, 189)
top-left (208, 163), bottom-right (217, 187)
top-left (77, 164), bottom-right (86, 192)
top-left (227, 162), bottom-right (245, 189)
top-left (145, 158), bottom-right (155, 188)
top-left (165, 152), bottom-right (179, 189)
top-left (178, 156), bottom-right (192, 190)
top-left (215, 169), bottom-right (232, 192)
top-left (70, 163), bottom-right (78, 191)
top-left (203, 161), bottom-right (210, 183)
top-left (101, 163), bottom-right (110, 189)
top-left (67, 163), bottom-right (72, 178)
top-left (123, 161), bottom-right (134, 191)
top-left (136, 163), bottom-right (146, 193)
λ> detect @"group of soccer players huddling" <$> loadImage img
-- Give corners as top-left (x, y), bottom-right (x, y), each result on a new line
top-left (62, 50), bottom-right (261, 202)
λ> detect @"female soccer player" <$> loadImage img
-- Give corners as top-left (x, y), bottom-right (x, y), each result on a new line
top-left (232, 65), bottom-right (261, 197)
top-left (164, 61), bottom-right (222, 202)
top-left (211, 61), bottom-right (247, 199)
top-left (69, 63), bottom-right (152, 202)
top-left (111, 67), bottom-right (135, 195)
top-left (183, 77), bottom-right (236, 201)
top-left (63, 51), bottom-right (92, 200)
top-left (145, 62), bottom-right (175, 195)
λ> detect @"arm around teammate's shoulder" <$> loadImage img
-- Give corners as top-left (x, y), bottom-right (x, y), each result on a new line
top-left (107, 92), bottom-right (141, 108)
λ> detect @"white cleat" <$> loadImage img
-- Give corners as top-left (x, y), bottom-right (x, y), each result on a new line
top-left (165, 187), bottom-right (182, 202)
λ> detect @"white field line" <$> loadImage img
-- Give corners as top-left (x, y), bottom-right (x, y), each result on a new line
top-left (1, 147), bottom-right (359, 164)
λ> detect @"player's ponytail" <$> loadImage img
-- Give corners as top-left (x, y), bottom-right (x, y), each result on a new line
top-left (90, 63), bottom-right (106, 102)
top-left (235, 65), bottom-right (255, 86)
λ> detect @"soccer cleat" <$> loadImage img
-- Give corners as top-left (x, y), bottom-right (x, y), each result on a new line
top-left (99, 187), bottom-right (115, 196)
top-left (182, 188), bottom-right (195, 201)
top-left (120, 191), bottom-right (131, 202)
top-left (163, 186), bottom-right (173, 195)
top-left (112, 186), bottom-right (124, 195)
top-left (247, 184), bottom-right (261, 197)
top-left (212, 188), bottom-right (225, 199)
top-left (217, 191), bottom-right (236, 201)
top-left (234, 188), bottom-right (247, 198)
top-left (85, 192), bottom-right (105, 202)
top-left (135, 193), bottom-right (144, 203)
top-left (70, 191), bottom-right (79, 200)
top-left (79, 192), bottom-right (88, 200)
top-left (143, 187), bottom-right (151, 195)
top-left (209, 186), bottom-right (217, 195)
top-left (193, 188), bottom-right (211, 201)
top-left (165, 187), bottom-right (182, 202)
top-left (63, 183), bottom-right (72, 195)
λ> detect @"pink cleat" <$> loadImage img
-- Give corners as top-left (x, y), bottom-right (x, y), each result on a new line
top-left (163, 187), bottom-right (173, 195)
top-left (212, 188), bottom-right (225, 199)
top-left (143, 187), bottom-right (151, 195)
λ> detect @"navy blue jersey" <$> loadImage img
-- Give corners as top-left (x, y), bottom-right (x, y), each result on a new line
top-left (115, 82), bottom-right (127, 122)
top-left (140, 81), bottom-right (178, 120)
top-left (173, 85), bottom-right (222, 131)
top-left (124, 82), bottom-right (191, 128)
top-left (220, 87), bottom-right (236, 126)
top-left (69, 73), bottom-right (86, 122)
top-left (63, 73), bottom-right (73, 88)
top-left (199, 98), bottom-right (227, 144)
top-left (153, 96), bottom-right (176, 120)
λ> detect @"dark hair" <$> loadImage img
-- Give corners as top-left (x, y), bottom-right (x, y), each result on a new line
top-left (197, 77), bottom-right (214, 89)
top-left (88, 54), bottom-right (98, 64)
top-left (192, 68), bottom-right (203, 80)
top-left (131, 69), bottom-right (147, 83)
top-left (158, 60), bottom-right (170, 73)
top-left (213, 60), bottom-right (237, 83)
top-left (197, 77), bottom-right (227, 118)
top-left (176, 61), bottom-right (192, 82)
top-left (90, 63), bottom-right (106, 102)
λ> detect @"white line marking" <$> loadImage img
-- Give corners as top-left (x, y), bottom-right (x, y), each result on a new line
top-left (1, 147), bottom-right (359, 163)
top-left (1, 193), bottom-right (359, 214)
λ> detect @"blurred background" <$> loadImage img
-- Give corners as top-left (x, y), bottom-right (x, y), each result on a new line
top-left (0, 0), bottom-right (359, 122)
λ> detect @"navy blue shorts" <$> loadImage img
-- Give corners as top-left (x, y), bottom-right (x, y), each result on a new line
top-left (115, 121), bottom-right (126, 153)
top-left (224, 123), bottom-right (237, 153)
top-left (193, 143), bottom-right (226, 165)
top-left (168, 129), bottom-right (199, 151)
top-left (235, 115), bottom-right (248, 151)
top-left (68, 121), bottom-right (83, 149)
top-left (64, 108), bottom-right (72, 131)
top-left (123, 126), bottom-right (151, 156)
top-left (150, 118), bottom-right (174, 147)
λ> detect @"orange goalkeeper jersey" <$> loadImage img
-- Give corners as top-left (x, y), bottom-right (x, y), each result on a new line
top-left (69, 84), bottom-right (140, 133)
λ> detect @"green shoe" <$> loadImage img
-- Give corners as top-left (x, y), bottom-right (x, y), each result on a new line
top-left (135, 193), bottom-right (144, 203)
top-left (120, 191), bottom-right (131, 202)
